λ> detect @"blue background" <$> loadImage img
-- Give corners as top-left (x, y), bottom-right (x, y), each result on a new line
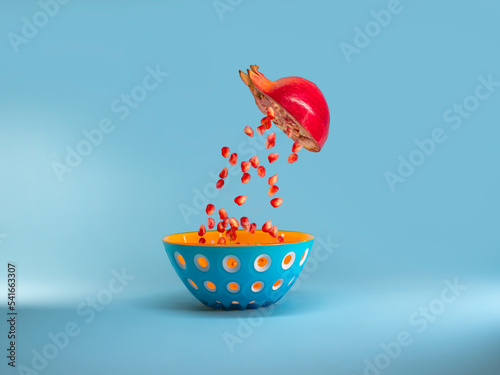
top-left (1, 0), bottom-right (499, 374)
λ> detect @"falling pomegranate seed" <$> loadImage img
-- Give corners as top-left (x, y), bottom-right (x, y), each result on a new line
top-left (234, 195), bottom-right (247, 206)
top-left (223, 216), bottom-right (230, 228)
top-left (268, 185), bottom-right (279, 196)
top-left (207, 217), bottom-right (215, 229)
top-left (241, 173), bottom-right (251, 184)
top-left (262, 220), bottom-right (272, 233)
top-left (206, 204), bottom-right (215, 215)
top-left (249, 223), bottom-right (257, 234)
top-left (216, 179), bottom-right (224, 189)
top-left (270, 198), bottom-right (283, 208)
top-left (198, 224), bottom-right (206, 236)
top-left (286, 127), bottom-right (293, 138)
top-left (226, 229), bottom-right (237, 241)
top-left (265, 140), bottom-right (275, 149)
top-left (266, 107), bottom-right (275, 119)
top-left (268, 174), bottom-right (278, 185)
top-left (217, 237), bottom-right (226, 245)
top-left (221, 147), bottom-right (230, 158)
top-left (229, 153), bottom-right (238, 166)
top-left (256, 125), bottom-right (266, 136)
top-left (219, 167), bottom-right (228, 179)
top-left (217, 221), bottom-right (225, 233)
top-left (267, 132), bottom-right (276, 142)
top-left (292, 141), bottom-right (303, 153)
top-left (243, 126), bottom-right (254, 137)
top-left (277, 236), bottom-right (284, 243)
top-left (229, 217), bottom-right (239, 230)
top-left (269, 226), bottom-right (278, 238)
top-left (239, 161), bottom-right (249, 173)
top-left (240, 217), bottom-right (250, 230)
top-left (288, 153), bottom-right (298, 163)
top-left (199, 238), bottom-right (206, 244)
top-left (218, 208), bottom-right (228, 220)
top-left (268, 153), bottom-right (279, 163)
top-left (257, 166), bottom-right (266, 177)
top-left (249, 156), bottom-right (259, 168)
top-left (261, 116), bottom-right (271, 129)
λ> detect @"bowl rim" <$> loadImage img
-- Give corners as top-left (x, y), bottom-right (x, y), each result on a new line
top-left (163, 229), bottom-right (314, 247)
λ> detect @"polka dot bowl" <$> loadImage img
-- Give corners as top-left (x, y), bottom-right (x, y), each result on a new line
top-left (163, 230), bottom-right (314, 310)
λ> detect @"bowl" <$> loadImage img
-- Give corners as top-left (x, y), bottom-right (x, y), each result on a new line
top-left (163, 230), bottom-right (314, 310)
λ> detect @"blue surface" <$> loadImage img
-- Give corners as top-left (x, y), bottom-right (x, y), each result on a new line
top-left (1, 0), bottom-right (499, 374)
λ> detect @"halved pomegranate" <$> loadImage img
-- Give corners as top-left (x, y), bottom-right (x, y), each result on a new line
top-left (239, 65), bottom-right (330, 152)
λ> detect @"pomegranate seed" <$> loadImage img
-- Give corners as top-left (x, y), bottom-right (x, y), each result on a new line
top-left (257, 166), bottom-right (266, 177)
top-left (268, 174), bottom-right (278, 185)
top-left (265, 140), bottom-right (275, 149)
top-left (267, 132), bottom-right (276, 142)
top-left (223, 217), bottom-right (230, 228)
top-left (243, 126), bottom-right (254, 137)
top-left (288, 153), bottom-right (298, 163)
top-left (261, 116), bottom-right (271, 129)
top-left (269, 226), bottom-right (278, 238)
top-left (217, 237), bottom-right (226, 245)
top-left (241, 161), bottom-right (251, 173)
top-left (226, 229), bottom-right (237, 241)
top-left (249, 156), bottom-right (259, 168)
top-left (262, 220), bottom-right (272, 233)
top-left (277, 235), bottom-right (284, 243)
top-left (221, 147), bottom-right (230, 158)
top-left (229, 217), bottom-right (239, 230)
top-left (234, 195), bottom-right (247, 206)
top-left (268, 153), bottom-right (279, 163)
top-left (266, 107), bottom-right (275, 119)
top-left (268, 185), bottom-right (279, 196)
top-left (217, 221), bottom-right (225, 233)
top-left (198, 224), bottom-right (206, 236)
top-left (199, 238), bottom-right (206, 244)
top-left (256, 125), bottom-right (266, 136)
top-left (229, 153), bottom-right (238, 166)
top-left (218, 208), bottom-right (228, 220)
top-left (270, 198), bottom-right (283, 208)
top-left (241, 173), bottom-right (251, 184)
top-left (216, 179), bottom-right (224, 189)
top-left (240, 217), bottom-right (250, 230)
top-left (219, 167), bottom-right (228, 179)
top-left (286, 127), bottom-right (293, 138)
top-left (207, 217), bottom-right (215, 229)
top-left (292, 141), bottom-right (303, 153)
top-left (249, 223), bottom-right (257, 234)
top-left (206, 204), bottom-right (215, 215)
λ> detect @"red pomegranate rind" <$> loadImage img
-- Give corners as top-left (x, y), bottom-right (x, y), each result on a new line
top-left (239, 65), bottom-right (330, 152)
top-left (206, 204), bottom-right (215, 215)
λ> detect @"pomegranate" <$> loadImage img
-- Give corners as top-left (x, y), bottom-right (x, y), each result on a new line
top-left (239, 65), bottom-right (330, 152)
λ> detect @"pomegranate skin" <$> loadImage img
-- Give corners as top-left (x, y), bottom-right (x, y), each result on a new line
top-left (240, 65), bottom-right (330, 152)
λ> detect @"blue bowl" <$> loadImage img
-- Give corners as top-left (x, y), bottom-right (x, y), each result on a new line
top-left (163, 230), bottom-right (314, 310)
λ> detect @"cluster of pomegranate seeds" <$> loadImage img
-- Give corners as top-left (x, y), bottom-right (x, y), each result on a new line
top-left (198, 106), bottom-right (300, 245)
